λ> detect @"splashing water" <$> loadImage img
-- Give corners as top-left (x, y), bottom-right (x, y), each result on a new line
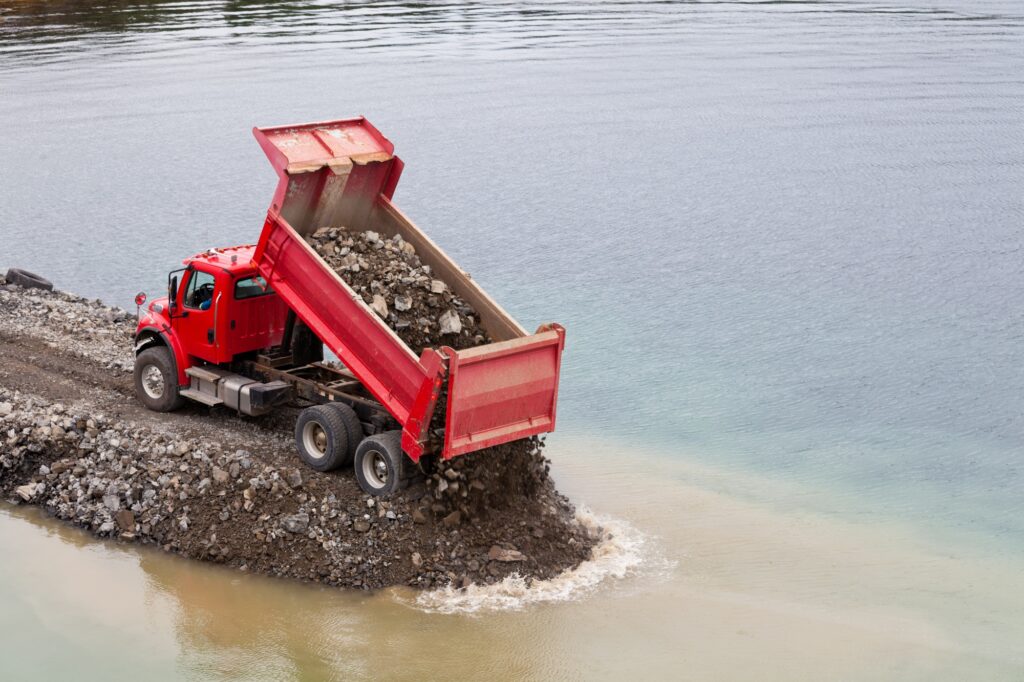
top-left (407, 509), bottom-right (662, 615)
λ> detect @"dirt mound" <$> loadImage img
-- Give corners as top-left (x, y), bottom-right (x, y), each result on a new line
top-left (0, 281), bottom-right (595, 590)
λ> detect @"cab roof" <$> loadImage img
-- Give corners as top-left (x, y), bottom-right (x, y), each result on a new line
top-left (184, 244), bottom-right (258, 275)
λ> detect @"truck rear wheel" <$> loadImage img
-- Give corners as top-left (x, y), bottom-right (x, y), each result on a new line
top-left (134, 346), bottom-right (184, 412)
top-left (324, 402), bottom-right (363, 465)
top-left (354, 430), bottom-right (408, 496)
top-left (295, 405), bottom-right (351, 472)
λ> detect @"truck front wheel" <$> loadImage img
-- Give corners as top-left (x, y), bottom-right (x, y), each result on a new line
top-left (134, 346), bottom-right (184, 412)
top-left (295, 405), bottom-right (351, 472)
top-left (354, 431), bottom-right (408, 496)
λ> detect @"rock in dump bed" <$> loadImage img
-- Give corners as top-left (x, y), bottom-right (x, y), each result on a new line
top-left (308, 227), bottom-right (549, 519)
top-left (307, 227), bottom-right (488, 354)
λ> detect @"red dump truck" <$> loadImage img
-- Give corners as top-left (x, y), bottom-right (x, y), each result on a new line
top-left (133, 118), bottom-right (565, 495)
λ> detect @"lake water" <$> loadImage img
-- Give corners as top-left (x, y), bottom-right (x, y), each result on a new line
top-left (1, 1), bottom-right (1023, 679)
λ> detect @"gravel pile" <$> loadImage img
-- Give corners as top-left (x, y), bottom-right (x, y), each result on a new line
top-left (0, 280), bottom-right (596, 590)
top-left (0, 282), bottom-right (135, 372)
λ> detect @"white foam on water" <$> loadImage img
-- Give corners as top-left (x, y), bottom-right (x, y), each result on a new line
top-left (406, 508), bottom-right (663, 615)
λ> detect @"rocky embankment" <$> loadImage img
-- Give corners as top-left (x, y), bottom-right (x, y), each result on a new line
top-left (0, 272), bottom-right (595, 590)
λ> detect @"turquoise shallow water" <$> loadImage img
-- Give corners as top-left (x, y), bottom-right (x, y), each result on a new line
top-left (1, 2), bottom-right (1023, 677)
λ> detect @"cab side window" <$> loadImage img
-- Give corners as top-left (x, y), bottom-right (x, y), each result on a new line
top-left (184, 270), bottom-right (216, 310)
top-left (235, 275), bottom-right (273, 300)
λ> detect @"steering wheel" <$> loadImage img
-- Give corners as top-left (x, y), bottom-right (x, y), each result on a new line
top-left (192, 282), bottom-right (215, 307)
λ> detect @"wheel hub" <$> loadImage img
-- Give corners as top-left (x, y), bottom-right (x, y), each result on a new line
top-left (362, 450), bottom-right (389, 488)
top-left (302, 422), bottom-right (328, 459)
top-left (142, 365), bottom-right (165, 400)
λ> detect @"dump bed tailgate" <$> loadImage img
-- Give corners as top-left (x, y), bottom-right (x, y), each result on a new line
top-left (441, 325), bottom-right (565, 458)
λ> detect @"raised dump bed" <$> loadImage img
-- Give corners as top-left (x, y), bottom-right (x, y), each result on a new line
top-left (251, 118), bottom-right (565, 462)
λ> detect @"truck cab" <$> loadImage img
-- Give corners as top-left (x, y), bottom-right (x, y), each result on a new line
top-left (137, 245), bottom-right (289, 374)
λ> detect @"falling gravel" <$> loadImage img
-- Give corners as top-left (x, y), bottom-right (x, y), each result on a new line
top-left (308, 228), bottom-right (561, 521)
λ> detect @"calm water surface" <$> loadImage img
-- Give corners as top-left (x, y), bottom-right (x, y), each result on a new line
top-left (1, 1), bottom-right (1023, 679)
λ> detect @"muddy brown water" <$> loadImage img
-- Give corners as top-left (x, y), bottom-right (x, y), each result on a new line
top-left (4, 445), bottom-right (1024, 680)
top-left (3, 0), bottom-right (1024, 678)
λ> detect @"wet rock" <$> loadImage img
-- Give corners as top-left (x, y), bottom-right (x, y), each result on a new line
top-left (488, 545), bottom-right (526, 562)
top-left (15, 483), bottom-right (37, 502)
top-left (285, 469), bottom-right (303, 489)
top-left (115, 509), bottom-right (135, 532)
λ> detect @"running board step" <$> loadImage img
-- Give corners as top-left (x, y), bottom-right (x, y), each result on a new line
top-left (179, 388), bottom-right (223, 406)
top-left (185, 366), bottom-right (229, 382)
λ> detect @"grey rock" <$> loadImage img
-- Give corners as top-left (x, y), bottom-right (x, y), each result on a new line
top-left (282, 513), bottom-right (310, 534)
top-left (394, 294), bottom-right (412, 312)
top-left (438, 310), bottom-right (462, 335)
top-left (370, 294), bottom-right (389, 318)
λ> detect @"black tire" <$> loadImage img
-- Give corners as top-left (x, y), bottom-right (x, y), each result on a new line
top-left (5, 268), bottom-right (53, 291)
top-left (294, 405), bottom-right (351, 472)
top-left (134, 346), bottom-right (185, 412)
top-left (324, 402), bottom-right (363, 466)
top-left (354, 430), bottom-right (408, 496)
top-left (291, 322), bottom-right (324, 366)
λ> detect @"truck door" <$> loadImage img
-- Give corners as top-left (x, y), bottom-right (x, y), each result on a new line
top-left (229, 275), bottom-right (287, 354)
top-left (175, 267), bottom-right (222, 364)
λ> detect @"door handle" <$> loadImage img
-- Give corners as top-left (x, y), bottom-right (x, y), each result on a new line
top-left (207, 329), bottom-right (214, 343)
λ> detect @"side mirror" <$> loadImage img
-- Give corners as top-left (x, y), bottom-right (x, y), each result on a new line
top-left (168, 275), bottom-right (178, 312)
top-left (134, 292), bottom-right (147, 307)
